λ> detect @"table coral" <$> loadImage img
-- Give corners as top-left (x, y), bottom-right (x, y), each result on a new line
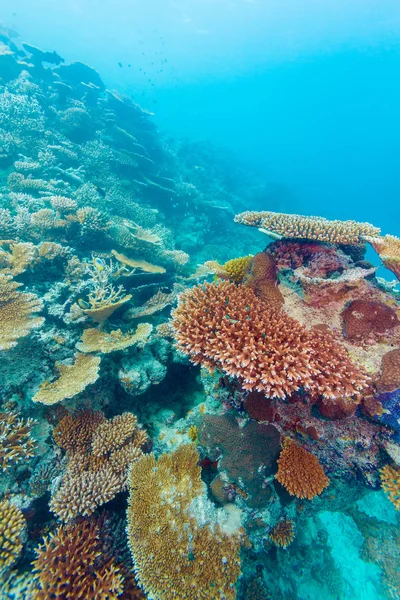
top-left (172, 281), bottom-right (368, 400)
top-left (0, 273), bottom-right (44, 351)
top-left (365, 234), bottom-right (400, 281)
top-left (275, 440), bottom-right (330, 500)
top-left (0, 409), bottom-right (36, 471)
top-left (235, 210), bottom-right (380, 244)
top-left (32, 353), bottom-right (101, 405)
top-left (127, 444), bottom-right (243, 600)
top-left (76, 323), bottom-right (152, 354)
top-left (0, 499), bottom-right (25, 571)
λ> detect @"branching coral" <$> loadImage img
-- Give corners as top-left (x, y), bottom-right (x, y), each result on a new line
top-left (205, 255), bottom-right (253, 284)
top-left (32, 518), bottom-right (124, 599)
top-left (76, 323), bottom-right (152, 353)
top-left (127, 444), bottom-right (243, 600)
top-left (235, 210), bottom-right (380, 244)
top-left (82, 283), bottom-right (132, 324)
top-left (0, 273), bottom-right (44, 351)
top-left (50, 411), bottom-right (147, 520)
top-left (0, 499), bottom-right (25, 571)
top-left (380, 464), bottom-right (400, 510)
top-left (32, 353), bottom-right (101, 405)
top-left (0, 409), bottom-right (36, 471)
top-left (364, 235), bottom-right (400, 281)
top-left (275, 440), bottom-right (329, 500)
top-left (172, 281), bottom-right (368, 400)
top-left (0, 242), bottom-right (37, 275)
top-left (269, 519), bottom-right (295, 548)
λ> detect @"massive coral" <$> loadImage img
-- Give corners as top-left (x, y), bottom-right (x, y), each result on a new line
top-left (172, 281), bottom-right (368, 400)
top-left (127, 444), bottom-right (243, 600)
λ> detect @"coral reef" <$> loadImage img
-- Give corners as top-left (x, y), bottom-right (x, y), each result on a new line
top-left (269, 518), bottom-right (295, 548)
top-left (275, 440), bottom-right (330, 499)
top-left (0, 500), bottom-right (25, 571)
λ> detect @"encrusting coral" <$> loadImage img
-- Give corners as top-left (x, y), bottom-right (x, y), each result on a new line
top-left (0, 499), bottom-right (25, 571)
top-left (0, 273), bottom-right (44, 351)
top-left (172, 281), bottom-right (368, 400)
top-left (50, 410), bottom-right (147, 521)
top-left (32, 353), bottom-right (101, 405)
top-left (275, 440), bottom-right (330, 500)
top-left (0, 409), bottom-right (36, 471)
top-left (380, 464), bottom-right (400, 510)
top-left (127, 444), bottom-right (243, 600)
top-left (235, 210), bottom-right (380, 244)
top-left (76, 323), bottom-right (152, 353)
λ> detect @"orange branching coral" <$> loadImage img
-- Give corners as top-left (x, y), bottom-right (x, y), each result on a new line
top-left (380, 464), bottom-right (400, 510)
top-left (242, 251), bottom-right (284, 310)
top-left (76, 323), bottom-right (152, 353)
top-left (50, 411), bottom-right (147, 521)
top-left (32, 519), bottom-right (124, 599)
top-left (127, 445), bottom-right (243, 600)
top-left (269, 519), bottom-right (295, 548)
top-left (0, 499), bottom-right (26, 571)
top-left (172, 281), bottom-right (368, 400)
top-left (32, 353), bottom-right (101, 405)
top-left (364, 235), bottom-right (400, 281)
top-left (0, 409), bottom-right (36, 471)
top-left (0, 274), bottom-right (44, 351)
top-left (235, 210), bottom-right (380, 244)
top-left (275, 441), bottom-right (329, 500)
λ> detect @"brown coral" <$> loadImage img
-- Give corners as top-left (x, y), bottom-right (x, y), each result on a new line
top-left (0, 499), bottom-right (25, 571)
top-left (32, 518), bottom-right (124, 599)
top-left (50, 411), bottom-right (147, 521)
top-left (32, 353), bottom-right (101, 405)
top-left (172, 281), bottom-right (368, 400)
top-left (375, 349), bottom-right (400, 393)
top-left (380, 464), bottom-right (400, 510)
top-left (341, 299), bottom-right (399, 342)
top-left (242, 251), bottom-right (284, 310)
top-left (235, 210), bottom-right (380, 244)
top-left (0, 274), bottom-right (44, 351)
top-left (127, 444), bottom-right (243, 600)
top-left (269, 518), bottom-right (295, 548)
top-left (275, 440), bottom-right (329, 500)
top-left (0, 409), bottom-right (36, 471)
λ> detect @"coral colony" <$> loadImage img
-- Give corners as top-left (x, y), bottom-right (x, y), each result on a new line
top-left (0, 25), bottom-right (400, 600)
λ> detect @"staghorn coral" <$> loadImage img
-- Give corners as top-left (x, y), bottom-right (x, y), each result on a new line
top-left (235, 210), bottom-right (380, 244)
top-left (365, 234), bottom-right (400, 281)
top-left (111, 249), bottom-right (166, 274)
top-left (275, 440), bottom-right (329, 500)
top-left (32, 353), bottom-right (101, 405)
top-left (127, 444), bottom-right (243, 600)
top-left (0, 273), bottom-right (44, 351)
top-left (172, 281), bottom-right (368, 400)
top-left (269, 518), bottom-right (295, 548)
top-left (0, 500), bottom-right (25, 572)
top-left (205, 255), bottom-right (253, 283)
top-left (50, 411), bottom-right (147, 520)
top-left (49, 195), bottom-right (78, 214)
top-left (32, 518), bottom-right (124, 599)
top-left (0, 409), bottom-right (36, 471)
top-left (76, 323), bottom-right (152, 353)
top-left (380, 464), bottom-right (400, 510)
top-left (1, 242), bottom-right (37, 275)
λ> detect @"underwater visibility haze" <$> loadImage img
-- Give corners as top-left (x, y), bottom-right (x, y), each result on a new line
top-left (0, 1), bottom-right (399, 599)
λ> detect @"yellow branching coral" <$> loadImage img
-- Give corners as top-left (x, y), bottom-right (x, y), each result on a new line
top-left (50, 411), bottom-right (147, 521)
top-left (364, 235), bottom-right (400, 282)
top-left (1, 242), bottom-right (37, 275)
top-left (235, 210), bottom-right (380, 244)
top-left (0, 499), bottom-right (26, 571)
top-left (127, 444), bottom-right (243, 600)
top-left (0, 409), bottom-right (36, 472)
top-left (380, 464), bottom-right (400, 510)
top-left (81, 281), bottom-right (132, 324)
top-left (76, 323), bottom-right (152, 353)
top-left (111, 249), bottom-right (166, 274)
top-left (0, 274), bottom-right (44, 351)
top-left (32, 353), bottom-right (101, 405)
top-left (205, 256), bottom-right (253, 284)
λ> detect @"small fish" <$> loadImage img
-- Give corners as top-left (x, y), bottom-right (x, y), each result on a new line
top-left (94, 185), bottom-right (106, 198)
top-left (128, 64), bottom-right (131, 67)
top-left (92, 257), bottom-right (106, 271)
top-left (77, 298), bottom-right (90, 309)
top-left (118, 62), bottom-right (122, 67)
